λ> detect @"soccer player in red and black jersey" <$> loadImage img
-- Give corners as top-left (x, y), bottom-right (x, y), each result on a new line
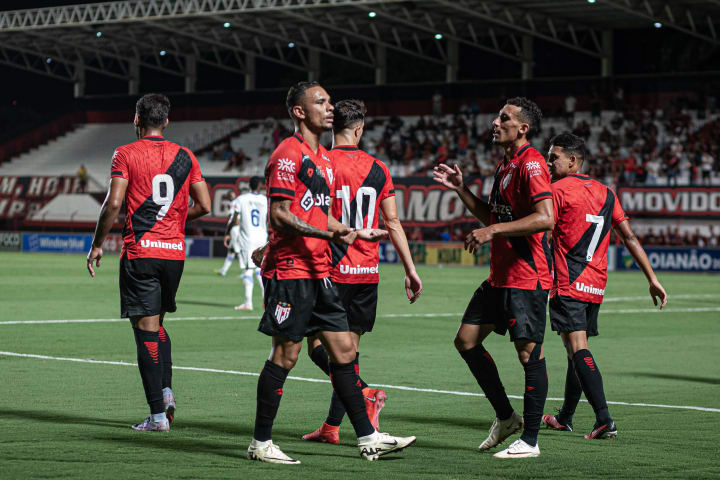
top-left (433, 97), bottom-right (553, 458)
top-left (301, 99), bottom-right (422, 445)
top-left (543, 132), bottom-right (667, 439)
top-left (247, 82), bottom-right (416, 464)
top-left (86, 93), bottom-right (211, 431)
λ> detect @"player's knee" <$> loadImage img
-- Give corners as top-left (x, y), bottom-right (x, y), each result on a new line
top-left (453, 334), bottom-right (473, 352)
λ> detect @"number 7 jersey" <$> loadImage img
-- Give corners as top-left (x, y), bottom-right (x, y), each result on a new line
top-left (329, 145), bottom-right (395, 284)
top-left (551, 173), bottom-right (628, 303)
top-left (110, 136), bottom-right (204, 260)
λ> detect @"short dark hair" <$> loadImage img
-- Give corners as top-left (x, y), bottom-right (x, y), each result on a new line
top-left (333, 99), bottom-right (366, 131)
top-left (286, 81), bottom-right (321, 118)
top-left (550, 132), bottom-right (586, 166)
top-left (249, 176), bottom-right (263, 191)
top-left (506, 97), bottom-right (542, 134)
top-left (135, 93), bottom-right (170, 128)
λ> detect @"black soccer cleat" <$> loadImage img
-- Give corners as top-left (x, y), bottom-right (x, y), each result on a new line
top-left (585, 421), bottom-right (618, 439)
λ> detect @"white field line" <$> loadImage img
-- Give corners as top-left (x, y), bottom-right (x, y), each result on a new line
top-left (1, 350), bottom-right (718, 414)
top-left (2, 305), bottom-right (719, 325)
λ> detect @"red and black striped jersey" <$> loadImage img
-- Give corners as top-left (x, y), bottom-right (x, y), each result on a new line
top-left (488, 143), bottom-right (553, 290)
top-left (551, 174), bottom-right (628, 303)
top-left (329, 145), bottom-right (395, 284)
top-left (110, 136), bottom-right (204, 261)
top-left (262, 133), bottom-right (334, 280)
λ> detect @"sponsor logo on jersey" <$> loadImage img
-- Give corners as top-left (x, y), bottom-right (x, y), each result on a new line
top-left (278, 158), bottom-right (295, 172)
top-left (575, 282), bottom-right (605, 296)
top-left (490, 203), bottom-right (513, 217)
top-left (274, 302), bottom-right (292, 324)
top-left (300, 189), bottom-right (331, 211)
top-left (140, 239), bottom-right (184, 251)
top-left (277, 171), bottom-right (294, 182)
top-left (526, 160), bottom-right (543, 178)
top-left (339, 263), bottom-right (379, 275)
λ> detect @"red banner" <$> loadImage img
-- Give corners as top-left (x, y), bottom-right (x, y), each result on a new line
top-left (618, 187), bottom-right (720, 218)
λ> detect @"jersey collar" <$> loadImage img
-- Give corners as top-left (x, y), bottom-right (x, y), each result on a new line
top-left (292, 132), bottom-right (304, 144)
top-left (568, 173), bottom-right (589, 179)
top-left (332, 145), bottom-right (359, 151)
top-left (141, 135), bottom-right (164, 141)
top-left (504, 142), bottom-right (531, 165)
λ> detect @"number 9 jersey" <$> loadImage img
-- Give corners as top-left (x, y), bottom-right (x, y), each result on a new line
top-left (329, 145), bottom-right (395, 284)
top-left (551, 173), bottom-right (628, 303)
top-left (110, 136), bottom-right (204, 260)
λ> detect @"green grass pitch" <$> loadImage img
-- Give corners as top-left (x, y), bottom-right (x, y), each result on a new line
top-left (1, 252), bottom-right (719, 479)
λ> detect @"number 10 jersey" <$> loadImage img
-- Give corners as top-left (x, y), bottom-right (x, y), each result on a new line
top-left (110, 136), bottom-right (204, 260)
top-left (330, 145), bottom-right (395, 284)
top-left (551, 173), bottom-right (628, 303)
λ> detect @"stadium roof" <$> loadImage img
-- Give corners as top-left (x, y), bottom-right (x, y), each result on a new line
top-left (1, 0), bottom-right (719, 90)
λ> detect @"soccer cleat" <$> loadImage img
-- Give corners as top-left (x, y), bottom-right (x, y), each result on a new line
top-left (493, 439), bottom-right (540, 458)
top-left (163, 387), bottom-right (176, 424)
top-left (301, 422), bottom-right (340, 444)
top-left (362, 388), bottom-right (387, 431)
top-left (234, 303), bottom-right (253, 311)
top-left (478, 411), bottom-right (524, 451)
top-left (357, 431), bottom-right (416, 461)
top-left (247, 439), bottom-right (301, 464)
top-left (214, 269), bottom-right (226, 276)
top-left (131, 416), bottom-right (170, 432)
top-left (585, 421), bottom-right (618, 439)
top-left (542, 414), bottom-right (573, 432)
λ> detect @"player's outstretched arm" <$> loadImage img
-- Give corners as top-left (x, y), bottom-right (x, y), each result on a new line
top-left (272, 199), bottom-right (356, 245)
top-left (380, 196), bottom-right (422, 303)
top-left (187, 181), bottom-right (211, 221)
top-left (614, 220), bottom-right (668, 309)
top-left (87, 177), bottom-right (128, 277)
top-left (432, 163), bottom-right (491, 225)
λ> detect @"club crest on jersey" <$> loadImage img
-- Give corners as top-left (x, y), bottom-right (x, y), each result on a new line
top-left (274, 302), bottom-right (292, 324)
top-left (278, 158), bottom-right (295, 173)
top-left (501, 172), bottom-right (512, 191)
top-left (300, 189), bottom-right (331, 211)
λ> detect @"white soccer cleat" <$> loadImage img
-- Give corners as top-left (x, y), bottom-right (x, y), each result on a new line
top-left (247, 439), bottom-right (300, 464)
top-left (131, 416), bottom-right (170, 432)
top-left (478, 411), bottom-right (523, 450)
top-left (492, 438), bottom-right (540, 458)
top-left (357, 431), bottom-right (416, 461)
top-left (162, 387), bottom-right (176, 424)
top-left (234, 303), bottom-right (253, 310)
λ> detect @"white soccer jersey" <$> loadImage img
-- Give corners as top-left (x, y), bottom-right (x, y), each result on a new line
top-left (230, 192), bottom-right (268, 251)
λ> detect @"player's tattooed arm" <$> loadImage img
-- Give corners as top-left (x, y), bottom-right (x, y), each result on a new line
top-left (270, 198), bottom-right (356, 244)
top-left (432, 163), bottom-right (491, 225)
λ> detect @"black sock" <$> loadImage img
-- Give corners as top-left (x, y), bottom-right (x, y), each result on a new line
top-left (520, 358), bottom-right (548, 447)
top-left (310, 345), bottom-right (331, 376)
top-left (325, 352), bottom-right (368, 426)
top-left (133, 327), bottom-right (164, 415)
top-left (458, 345), bottom-right (514, 420)
top-left (158, 325), bottom-right (172, 390)
top-left (573, 349), bottom-right (611, 425)
top-left (328, 362), bottom-right (374, 438)
top-left (254, 360), bottom-right (289, 441)
top-left (558, 357), bottom-right (582, 425)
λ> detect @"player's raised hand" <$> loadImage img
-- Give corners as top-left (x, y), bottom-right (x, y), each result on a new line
top-left (464, 227), bottom-right (494, 253)
top-left (86, 245), bottom-right (103, 278)
top-left (649, 279), bottom-right (667, 310)
top-left (432, 163), bottom-right (464, 191)
top-left (332, 228), bottom-right (357, 245)
top-left (356, 228), bottom-right (389, 242)
top-left (405, 270), bottom-right (422, 304)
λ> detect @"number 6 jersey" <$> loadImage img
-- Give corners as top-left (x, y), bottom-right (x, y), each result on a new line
top-left (110, 135), bottom-right (204, 260)
top-left (329, 145), bottom-right (395, 284)
top-left (551, 173), bottom-right (628, 303)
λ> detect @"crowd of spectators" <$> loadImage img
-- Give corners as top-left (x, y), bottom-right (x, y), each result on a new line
top-left (635, 227), bottom-right (720, 247)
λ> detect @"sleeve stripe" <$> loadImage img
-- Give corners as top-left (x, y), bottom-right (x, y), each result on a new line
top-left (531, 191), bottom-right (552, 200)
top-left (111, 171), bottom-right (124, 176)
top-left (269, 187), bottom-right (295, 197)
top-left (388, 189), bottom-right (395, 194)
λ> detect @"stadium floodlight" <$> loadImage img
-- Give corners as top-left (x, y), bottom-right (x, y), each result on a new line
top-left (288, 42), bottom-right (295, 48)
top-left (96, 31), bottom-right (102, 37)
top-left (368, 11), bottom-right (376, 18)
top-left (654, 22), bottom-right (662, 28)
top-left (159, 50), bottom-right (167, 56)
top-left (587, 0), bottom-right (596, 4)
top-left (46, 57), bottom-right (52, 63)
top-left (434, 33), bottom-right (443, 40)
top-left (223, 22), bottom-right (231, 28)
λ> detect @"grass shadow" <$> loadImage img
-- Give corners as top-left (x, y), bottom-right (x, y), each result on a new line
top-left (176, 299), bottom-right (237, 308)
top-left (621, 372), bottom-right (720, 385)
top-left (0, 408), bottom-right (128, 428)
top-left (385, 412), bottom-right (493, 430)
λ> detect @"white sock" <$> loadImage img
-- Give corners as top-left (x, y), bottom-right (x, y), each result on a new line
top-left (151, 412), bottom-right (167, 423)
top-left (220, 254), bottom-right (234, 274)
top-left (255, 268), bottom-right (264, 297)
top-left (242, 269), bottom-right (254, 306)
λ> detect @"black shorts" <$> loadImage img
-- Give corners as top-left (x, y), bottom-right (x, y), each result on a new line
top-left (549, 295), bottom-right (600, 337)
top-left (119, 255), bottom-right (184, 318)
top-left (259, 276), bottom-right (348, 342)
top-left (336, 282), bottom-right (378, 334)
top-left (461, 280), bottom-right (548, 343)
